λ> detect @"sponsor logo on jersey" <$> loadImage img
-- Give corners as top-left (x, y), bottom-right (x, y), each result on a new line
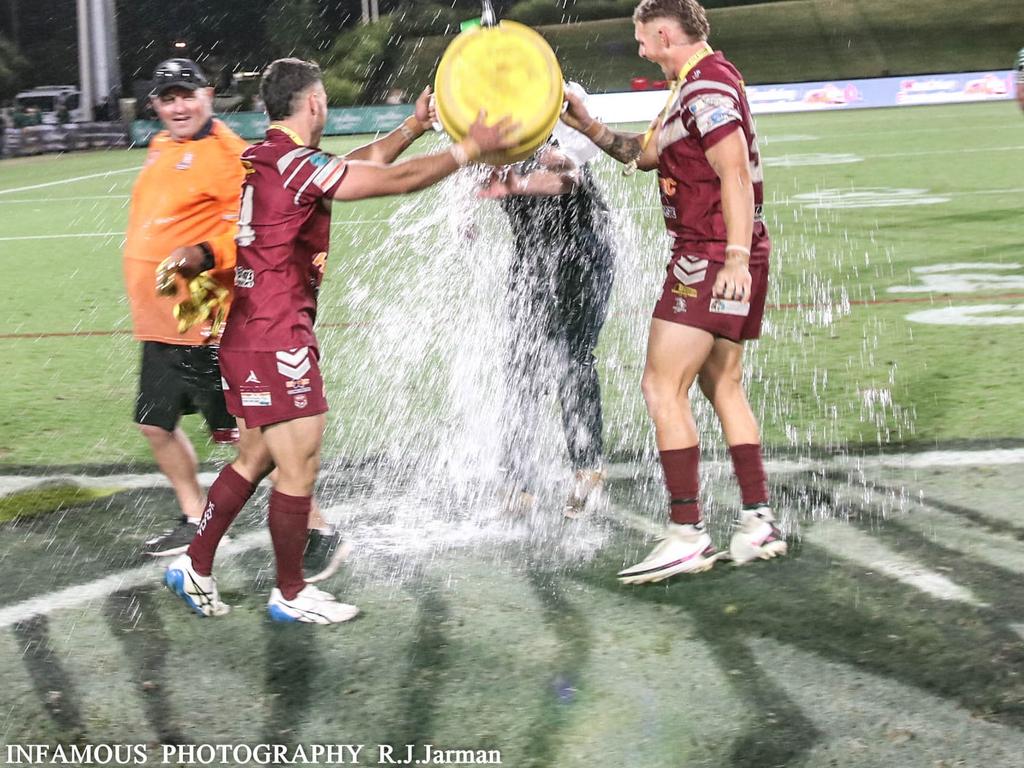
top-left (285, 377), bottom-right (312, 395)
top-left (293, 394), bottom-right (308, 409)
top-left (672, 283), bottom-right (697, 298)
top-left (308, 152), bottom-right (332, 167)
top-left (245, 371), bottom-right (261, 384)
top-left (662, 205), bottom-right (678, 219)
top-left (175, 152), bottom-right (193, 171)
top-left (235, 266), bottom-right (255, 288)
top-left (710, 298), bottom-right (751, 317)
top-left (673, 297), bottom-right (687, 314)
top-left (241, 391), bottom-right (272, 407)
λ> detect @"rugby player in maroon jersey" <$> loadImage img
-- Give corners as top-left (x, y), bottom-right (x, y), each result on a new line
top-left (163, 58), bottom-right (516, 622)
top-left (561, 0), bottom-right (787, 584)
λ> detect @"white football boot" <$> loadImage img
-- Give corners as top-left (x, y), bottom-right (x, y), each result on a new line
top-left (617, 522), bottom-right (721, 585)
top-left (729, 505), bottom-right (788, 565)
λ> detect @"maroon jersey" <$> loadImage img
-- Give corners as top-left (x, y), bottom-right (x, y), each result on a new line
top-left (221, 127), bottom-right (347, 352)
top-left (656, 51), bottom-right (768, 264)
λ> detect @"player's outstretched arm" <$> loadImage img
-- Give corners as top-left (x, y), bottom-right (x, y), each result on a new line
top-left (479, 150), bottom-right (580, 198)
top-left (560, 90), bottom-right (658, 170)
top-left (344, 87), bottom-right (437, 164)
top-left (478, 167), bottom-right (579, 198)
top-left (333, 111), bottom-right (518, 201)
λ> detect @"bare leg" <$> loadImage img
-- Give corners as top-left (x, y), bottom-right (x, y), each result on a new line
top-left (640, 319), bottom-right (716, 450)
top-left (697, 337), bottom-right (759, 446)
top-left (139, 424), bottom-right (204, 521)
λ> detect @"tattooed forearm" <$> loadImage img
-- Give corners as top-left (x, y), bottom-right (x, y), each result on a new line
top-left (591, 126), bottom-right (642, 164)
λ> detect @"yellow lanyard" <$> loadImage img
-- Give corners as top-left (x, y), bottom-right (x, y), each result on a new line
top-left (625, 43), bottom-right (714, 176)
top-left (268, 123), bottom-right (305, 146)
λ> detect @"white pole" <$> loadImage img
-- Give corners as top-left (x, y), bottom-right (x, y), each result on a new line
top-left (90, 0), bottom-right (109, 109)
top-left (361, 0), bottom-right (369, 24)
top-left (370, 0), bottom-right (379, 22)
top-left (76, 0), bottom-right (94, 121)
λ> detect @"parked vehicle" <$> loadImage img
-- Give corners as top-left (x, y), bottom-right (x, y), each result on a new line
top-left (14, 86), bottom-right (87, 124)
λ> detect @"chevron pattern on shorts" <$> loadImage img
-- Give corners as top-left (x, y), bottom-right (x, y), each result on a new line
top-left (672, 255), bottom-right (709, 286)
top-left (276, 348), bottom-right (311, 380)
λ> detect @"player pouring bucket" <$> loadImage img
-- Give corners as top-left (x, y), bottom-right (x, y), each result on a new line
top-left (433, 1), bottom-right (564, 164)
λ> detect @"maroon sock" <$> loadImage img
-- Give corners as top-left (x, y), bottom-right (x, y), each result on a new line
top-left (660, 446), bottom-right (701, 525)
top-left (729, 443), bottom-right (769, 507)
top-left (269, 490), bottom-right (311, 601)
top-left (187, 465), bottom-right (257, 576)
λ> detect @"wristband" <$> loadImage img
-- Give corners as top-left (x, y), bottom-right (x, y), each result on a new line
top-left (583, 120), bottom-right (609, 144)
top-left (450, 138), bottom-right (481, 166)
top-left (398, 115), bottom-right (424, 143)
top-left (197, 242), bottom-right (216, 272)
top-left (725, 244), bottom-right (751, 257)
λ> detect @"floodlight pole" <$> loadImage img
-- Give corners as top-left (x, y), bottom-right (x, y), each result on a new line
top-left (76, 0), bottom-right (94, 121)
top-left (75, 0), bottom-right (121, 120)
top-left (361, 0), bottom-right (379, 24)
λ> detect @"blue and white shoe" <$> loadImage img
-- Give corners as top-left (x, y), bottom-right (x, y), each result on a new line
top-left (163, 554), bottom-right (231, 617)
top-left (267, 584), bottom-right (359, 624)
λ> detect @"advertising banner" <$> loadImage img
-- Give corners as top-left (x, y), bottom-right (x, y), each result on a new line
top-left (130, 105), bottom-right (415, 146)
top-left (586, 69), bottom-right (1015, 125)
top-left (125, 70), bottom-right (1014, 145)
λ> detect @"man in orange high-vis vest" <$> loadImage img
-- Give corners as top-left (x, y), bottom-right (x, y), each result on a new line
top-left (124, 58), bottom-right (248, 556)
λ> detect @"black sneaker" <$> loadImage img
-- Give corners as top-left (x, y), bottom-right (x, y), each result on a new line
top-left (304, 528), bottom-right (352, 584)
top-left (142, 516), bottom-right (198, 557)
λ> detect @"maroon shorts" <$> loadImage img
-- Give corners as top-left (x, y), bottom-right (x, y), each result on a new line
top-left (652, 252), bottom-right (769, 342)
top-left (219, 346), bottom-right (328, 428)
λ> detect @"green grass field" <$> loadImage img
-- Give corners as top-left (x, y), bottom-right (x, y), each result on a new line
top-left (396, 0), bottom-right (1024, 93)
top-left (1, 101), bottom-right (1021, 468)
top-left (3, 100), bottom-right (1024, 767)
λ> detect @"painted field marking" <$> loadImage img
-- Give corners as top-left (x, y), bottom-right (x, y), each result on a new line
top-left (1, 446), bottom-right (1021, 627)
top-left (6, 448), bottom-right (1018, 499)
top-left (0, 195), bottom-right (130, 204)
top-left (764, 153), bottom-right (863, 167)
top-left (0, 529), bottom-right (269, 631)
top-left (801, 520), bottom-right (986, 606)
top-left (0, 167), bottom-right (139, 196)
top-left (888, 263), bottom-right (1024, 294)
top-left (0, 219), bottom-right (387, 243)
top-left (906, 303), bottom-right (1024, 326)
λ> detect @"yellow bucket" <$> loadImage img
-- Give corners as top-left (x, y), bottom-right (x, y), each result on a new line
top-left (434, 20), bottom-right (564, 165)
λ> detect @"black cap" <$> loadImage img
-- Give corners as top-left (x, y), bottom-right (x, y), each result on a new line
top-left (151, 58), bottom-right (208, 97)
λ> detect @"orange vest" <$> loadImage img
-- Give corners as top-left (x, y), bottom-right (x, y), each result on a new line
top-left (123, 119), bottom-right (248, 345)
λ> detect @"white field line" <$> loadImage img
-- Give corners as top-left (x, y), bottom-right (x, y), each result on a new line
top-left (4, 448), bottom-right (1023, 499)
top-left (0, 219), bottom-right (387, 242)
top-left (0, 195), bottom-right (129, 203)
top-left (0, 167), bottom-right (139, 196)
top-left (0, 529), bottom-right (270, 630)
top-left (3, 180), bottom-right (1023, 243)
top-left (801, 520), bottom-right (986, 606)
top-left (866, 144), bottom-right (1024, 160)
top-left (0, 446), bottom-right (1017, 626)
top-left (604, 447), bottom-right (1024, 481)
top-left (0, 232), bottom-right (124, 242)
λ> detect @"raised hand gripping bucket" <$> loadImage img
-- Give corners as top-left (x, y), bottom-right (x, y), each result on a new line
top-left (434, 19), bottom-right (564, 165)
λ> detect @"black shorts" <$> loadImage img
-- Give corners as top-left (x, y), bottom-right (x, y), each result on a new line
top-left (135, 341), bottom-right (236, 437)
